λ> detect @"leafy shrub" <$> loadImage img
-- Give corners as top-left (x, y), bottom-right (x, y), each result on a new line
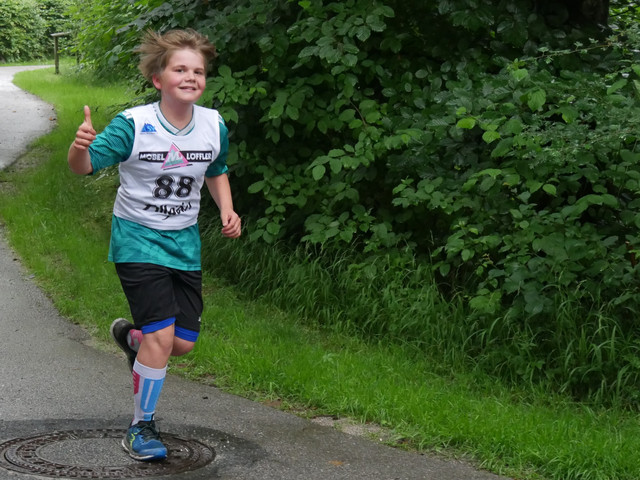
top-left (72, 0), bottom-right (640, 405)
top-left (0, 0), bottom-right (47, 62)
top-left (0, 0), bottom-right (73, 63)
top-left (38, 0), bottom-right (74, 37)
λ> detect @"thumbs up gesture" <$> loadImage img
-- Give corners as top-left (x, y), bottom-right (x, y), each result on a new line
top-left (72, 105), bottom-right (96, 151)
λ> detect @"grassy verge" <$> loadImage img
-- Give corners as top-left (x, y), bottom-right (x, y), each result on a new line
top-left (1, 63), bottom-right (639, 480)
top-left (0, 59), bottom-right (53, 67)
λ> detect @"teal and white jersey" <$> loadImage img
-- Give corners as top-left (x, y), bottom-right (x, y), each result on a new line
top-left (116, 103), bottom-right (222, 230)
top-left (88, 102), bottom-right (230, 270)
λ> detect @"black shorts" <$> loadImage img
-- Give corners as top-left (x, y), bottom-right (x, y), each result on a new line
top-left (115, 263), bottom-right (203, 341)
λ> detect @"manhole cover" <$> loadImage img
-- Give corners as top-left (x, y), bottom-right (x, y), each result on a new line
top-left (0, 429), bottom-right (215, 478)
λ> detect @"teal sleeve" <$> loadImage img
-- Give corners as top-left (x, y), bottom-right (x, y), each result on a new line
top-left (205, 120), bottom-right (229, 178)
top-left (89, 113), bottom-right (135, 173)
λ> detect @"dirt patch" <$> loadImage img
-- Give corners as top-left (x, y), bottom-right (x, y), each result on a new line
top-left (310, 415), bottom-right (395, 444)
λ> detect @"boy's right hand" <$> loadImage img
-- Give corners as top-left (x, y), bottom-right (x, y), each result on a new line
top-left (71, 105), bottom-right (96, 151)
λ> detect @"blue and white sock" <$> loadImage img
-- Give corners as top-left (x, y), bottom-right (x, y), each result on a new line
top-left (132, 359), bottom-right (166, 425)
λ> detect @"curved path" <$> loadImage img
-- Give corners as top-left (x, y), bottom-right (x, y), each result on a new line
top-left (0, 66), bottom-right (56, 169)
top-left (0, 66), bottom-right (510, 480)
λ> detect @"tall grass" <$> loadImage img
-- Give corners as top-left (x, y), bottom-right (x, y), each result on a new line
top-left (3, 64), bottom-right (640, 479)
top-left (200, 211), bottom-right (640, 408)
top-left (200, 216), bottom-right (472, 368)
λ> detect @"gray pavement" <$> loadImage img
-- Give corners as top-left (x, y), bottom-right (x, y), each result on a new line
top-left (0, 65), bottom-right (511, 480)
top-left (0, 66), bottom-right (56, 169)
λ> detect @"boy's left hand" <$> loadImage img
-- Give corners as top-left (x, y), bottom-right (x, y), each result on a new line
top-left (221, 211), bottom-right (241, 238)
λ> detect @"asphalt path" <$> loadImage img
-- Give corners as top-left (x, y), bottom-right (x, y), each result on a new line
top-left (0, 65), bottom-right (511, 480)
top-left (0, 66), bottom-right (56, 169)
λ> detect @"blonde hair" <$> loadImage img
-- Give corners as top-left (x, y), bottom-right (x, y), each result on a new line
top-left (137, 29), bottom-right (218, 83)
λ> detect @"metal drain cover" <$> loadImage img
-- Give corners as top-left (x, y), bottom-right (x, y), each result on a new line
top-left (0, 428), bottom-right (215, 478)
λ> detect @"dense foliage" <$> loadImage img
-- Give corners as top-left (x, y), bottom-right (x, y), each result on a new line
top-left (0, 0), bottom-right (46, 62)
top-left (38, 0), bottom-right (74, 37)
top-left (0, 0), bottom-right (72, 62)
top-left (71, 0), bottom-right (640, 406)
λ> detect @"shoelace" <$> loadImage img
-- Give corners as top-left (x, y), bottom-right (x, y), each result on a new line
top-left (136, 422), bottom-right (161, 441)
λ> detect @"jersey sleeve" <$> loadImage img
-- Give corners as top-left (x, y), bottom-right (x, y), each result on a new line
top-left (205, 119), bottom-right (230, 178)
top-left (89, 113), bottom-right (135, 173)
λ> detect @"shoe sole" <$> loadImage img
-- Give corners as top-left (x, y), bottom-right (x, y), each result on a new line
top-left (121, 438), bottom-right (167, 461)
top-left (110, 318), bottom-right (137, 371)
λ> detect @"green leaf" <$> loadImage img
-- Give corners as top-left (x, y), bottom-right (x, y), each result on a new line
top-left (527, 88), bottom-right (546, 111)
top-left (559, 106), bottom-right (579, 124)
top-left (461, 249), bottom-right (474, 261)
top-left (524, 289), bottom-right (545, 315)
top-left (479, 176), bottom-right (497, 191)
top-left (366, 14), bottom-right (386, 32)
top-left (266, 221), bottom-right (281, 235)
top-left (491, 138), bottom-right (513, 158)
top-left (469, 291), bottom-right (500, 314)
top-left (482, 130), bottom-right (501, 144)
top-left (504, 118), bottom-right (523, 135)
top-left (503, 172), bottom-right (520, 186)
top-left (286, 104), bottom-right (300, 120)
top-left (511, 68), bottom-right (528, 82)
top-left (218, 64), bottom-right (232, 77)
top-left (456, 117), bottom-right (476, 129)
top-left (268, 102), bottom-right (284, 119)
top-left (438, 262), bottom-right (451, 277)
top-left (248, 180), bottom-right (265, 194)
top-left (329, 157), bottom-right (342, 174)
top-left (356, 26), bottom-right (371, 41)
top-left (312, 165), bottom-right (326, 180)
top-left (526, 180), bottom-right (543, 193)
top-left (607, 79), bottom-right (627, 95)
top-left (283, 123), bottom-right (295, 138)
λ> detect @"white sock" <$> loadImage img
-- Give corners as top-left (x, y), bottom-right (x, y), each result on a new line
top-left (132, 359), bottom-right (166, 425)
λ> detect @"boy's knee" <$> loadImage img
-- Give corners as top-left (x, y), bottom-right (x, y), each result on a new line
top-left (172, 338), bottom-right (195, 356)
top-left (144, 328), bottom-right (175, 356)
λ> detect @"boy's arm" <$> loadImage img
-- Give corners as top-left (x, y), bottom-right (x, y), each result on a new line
top-left (68, 106), bottom-right (95, 175)
top-left (205, 174), bottom-right (241, 239)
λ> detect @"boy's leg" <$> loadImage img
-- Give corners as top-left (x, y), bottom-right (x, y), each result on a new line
top-left (114, 264), bottom-right (179, 461)
top-left (171, 336), bottom-right (197, 356)
top-left (122, 323), bottom-right (174, 461)
top-left (113, 264), bottom-right (202, 461)
top-left (170, 268), bottom-right (202, 356)
top-left (136, 322), bottom-right (175, 368)
top-left (111, 317), bottom-right (191, 370)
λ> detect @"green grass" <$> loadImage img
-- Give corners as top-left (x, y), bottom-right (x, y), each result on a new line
top-left (0, 58), bottom-right (53, 67)
top-left (2, 64), bottom-right (640, 480)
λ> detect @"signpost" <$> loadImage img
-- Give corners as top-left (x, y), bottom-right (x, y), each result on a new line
top-left (50, 32), bottom-right (71, 74)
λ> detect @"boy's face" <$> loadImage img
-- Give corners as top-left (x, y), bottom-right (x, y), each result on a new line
top-left (152, 48), bottom-right (206, 106)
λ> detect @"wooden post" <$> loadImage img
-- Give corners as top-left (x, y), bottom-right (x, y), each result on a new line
top-left (54, 36), bottom-right (59, 74)
top-left (50, 32), bottom-right (71, 75)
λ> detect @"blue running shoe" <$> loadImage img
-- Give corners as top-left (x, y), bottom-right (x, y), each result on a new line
top-left (122, 418), bottom-right (167, 461)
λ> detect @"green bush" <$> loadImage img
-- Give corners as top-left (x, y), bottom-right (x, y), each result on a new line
top-left (0, 0), bottom-right (73, 62)
top-left (0, 0), bottom-right (47, 62)
top-left (39, 0), bottom-right (74, 37)
top-left (71, 0), bottom-right (640, 405)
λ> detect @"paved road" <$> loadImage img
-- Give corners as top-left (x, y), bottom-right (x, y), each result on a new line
top-left (0, 66), bottom-right (56, 169)
top-left (0, 65), bottom-right (511, 480)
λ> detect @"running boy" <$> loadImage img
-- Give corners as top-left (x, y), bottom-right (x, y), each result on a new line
top-left (68, 29), bottom-right (241, 461)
